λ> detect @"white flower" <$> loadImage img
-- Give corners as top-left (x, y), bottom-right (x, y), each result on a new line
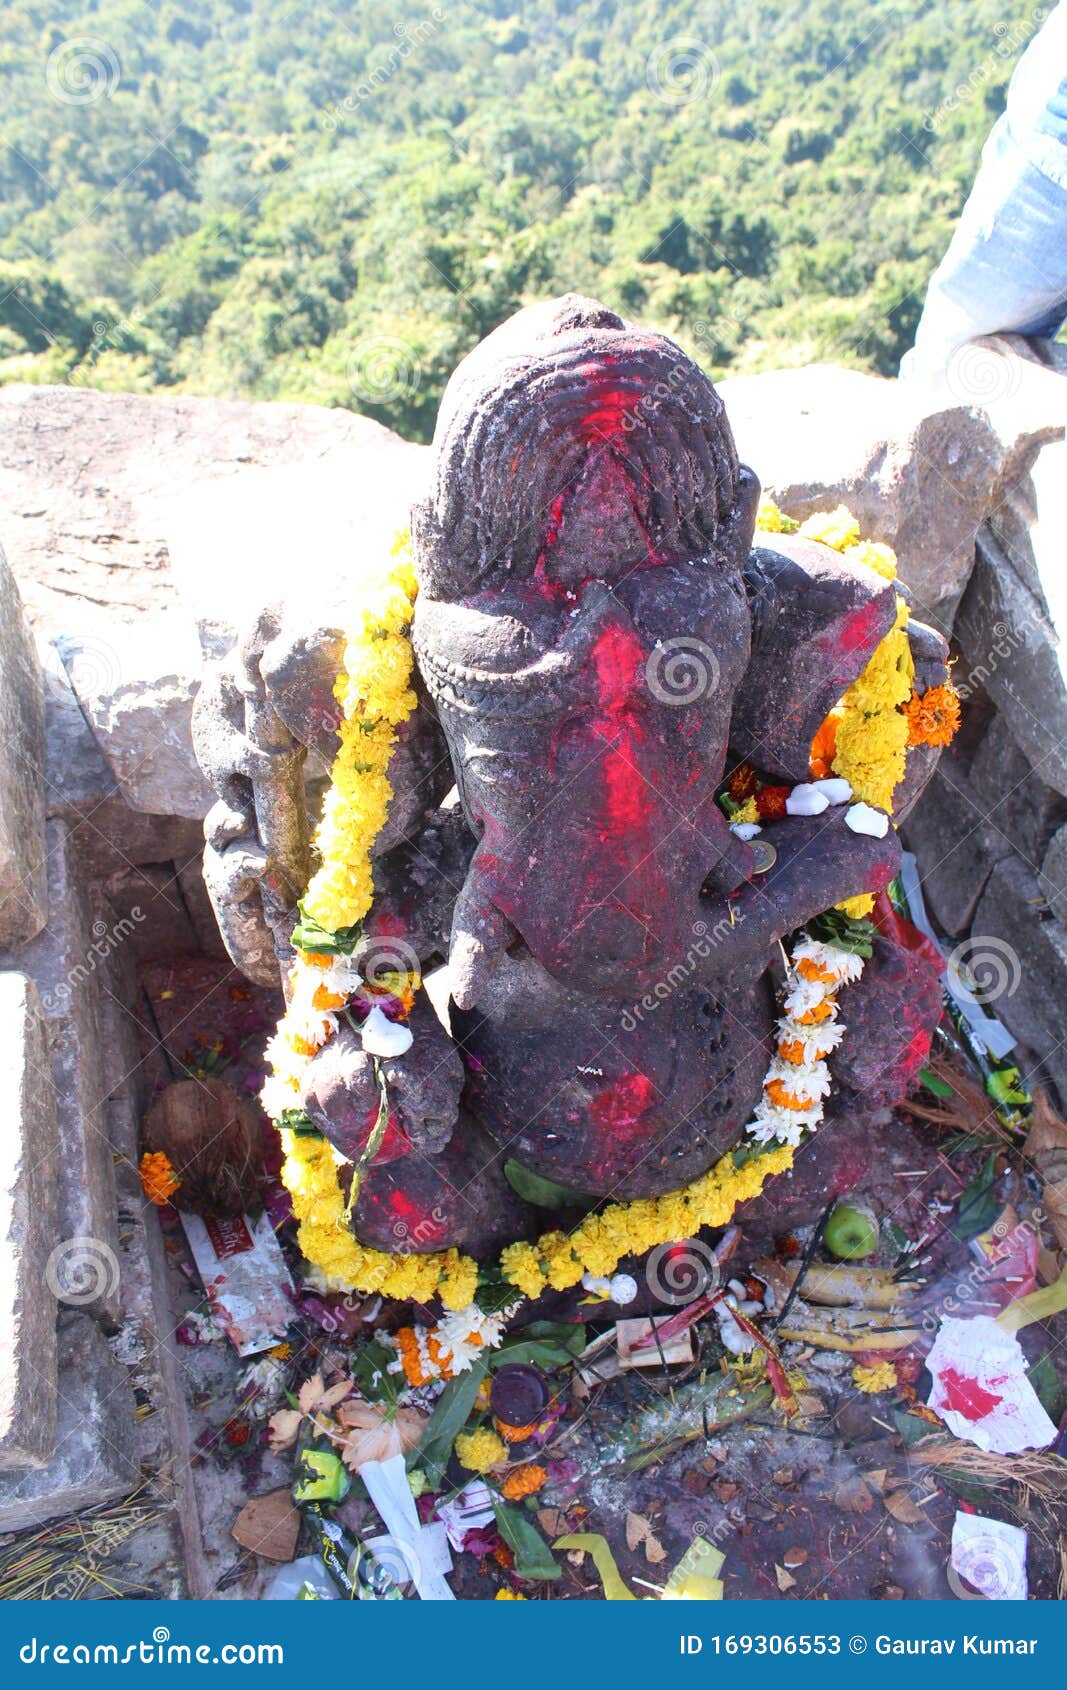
top-left (845, 801), bottom-right (889, 838)
top-left (792, 937), bottom-right (865, 984)
top-left (260, 1071), bottom-right (301, 1120)
top-left (783, 976), bottom-right (834, 1018)
top-left (811, 777), bottom-right (852, 805)
top-left (730, 821), bottom-right (762, 840)
top-left (433, 1303), bottom-right (514, 1373)
top-left (359, 1003), bottom-right (414, 1057)
top-left (775, 1017), bottom-right (846, 1062)
top-left (767, 1057), bottom-right (832, 1102)
top-left (785, 783), bottom-right (829, 816)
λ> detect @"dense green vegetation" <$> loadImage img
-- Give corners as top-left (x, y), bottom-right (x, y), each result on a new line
top-left (0, 0), bottom-right (1044, 439)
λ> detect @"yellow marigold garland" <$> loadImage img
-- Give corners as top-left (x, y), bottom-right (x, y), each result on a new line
top-left (302, 533), bottom-right (419, 934)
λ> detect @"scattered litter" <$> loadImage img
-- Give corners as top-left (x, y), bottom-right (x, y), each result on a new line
top-left (950, 1511), bottom-right (1028, 1601)
top-left (926, 1316), bottom-right (1057, 1453)
top-left (616, 1318), bottom-right (694, 1369)
top-left (181, 1209), bottom-right (294, 1355)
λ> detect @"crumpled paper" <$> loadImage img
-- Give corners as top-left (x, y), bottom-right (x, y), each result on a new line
top-left (926, 1315), bottom-right (1056, 1453)
top-left (950, 1511), bottom-right (1028, 1600)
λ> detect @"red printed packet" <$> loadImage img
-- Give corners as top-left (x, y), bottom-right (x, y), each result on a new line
top-left (181, 1210), bottom-right (294, 1355)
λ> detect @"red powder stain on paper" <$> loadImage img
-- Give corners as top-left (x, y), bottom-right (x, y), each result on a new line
top-left (589, 1072), bottom-right (655, 1132)
top-left (937, 1367), bottom-right (1004, 1421)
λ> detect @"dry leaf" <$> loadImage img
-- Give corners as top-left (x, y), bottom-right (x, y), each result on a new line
top-left (318, 1380), bottom-right (355, 1412)
top-left (337, 1400), bottom-right (426, 1469)
top-left (231, 1490), bottom-right (300, 1562)
top-left (864, 1467), bottom-right (888, 1494)
top-left (625, 1511), bottom-right (652, 1551)
top-left (644, 1532), bottom-right (668, 1565)
top-left (537, 1508), bottom-right (569, 1538)
top-left (775, 1563), bottom-right (796, 1591)
top-left (832, 1476), bottom-right (874, 1514)
top-left (266, 1408), bottom-right (302, 1452)
top-left (782, 1546), bottom-right (807, 1569)
top-left (883, 1489), bottom-right (927, 1524)
top-left (1025, 1091), bottom-right (1067, 1252)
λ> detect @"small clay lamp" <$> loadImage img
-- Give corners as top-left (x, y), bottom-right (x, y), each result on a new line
top-left (490, 1364), bottom-right (551, 1439)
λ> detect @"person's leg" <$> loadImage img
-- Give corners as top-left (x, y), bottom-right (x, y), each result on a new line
top-left (906, 117), bottom-right (1067, 378)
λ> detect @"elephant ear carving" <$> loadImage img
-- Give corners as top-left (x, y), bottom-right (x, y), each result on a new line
top-left (730, 533), bottom-right (899, 783)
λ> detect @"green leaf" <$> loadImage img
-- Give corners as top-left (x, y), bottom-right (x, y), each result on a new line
top-left (415, 1360), bottom-right (488, 1489)
top-left (918, 1067), bottom-right (954, 1099)
top-left (492, 1500), bottom-right (560, 1581)
top-left (504, 1158), bottom-right (596, 1211)
top-left (804, 909), bottom-right (876, 958)
top-left (489, 1336), bottom-right (578, 1371)
top-left (1027, 1354), bottom-right (1067, 1423)
top-left (952, 1153), bottom-right (999, 1240)
top-left (291, 903), bottom-right (362, 956)
top-left (892, 1410), bottom-right (941, 1449)
top-left (350, 1338), bottom-right (403, 1407)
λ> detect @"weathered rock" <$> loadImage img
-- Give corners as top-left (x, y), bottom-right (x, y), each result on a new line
top-left (0, 549), bottom-right (46, 947)
top-left (719, 363), bottom-right (1048, 625)
top-left (967, 711), bottom-right (1067, 872)
top-left (954, 530), bottom-right (1067, 798)
top-left (0, 973), bottom-right (58, 1468)
top-left (57, 615), bottom-right (214, 820)
top-left (1041, 825), bottom-right (1067, 924)
top-left (971, 855), bottom-right (1067, 1104)
top-left (0, 819), bottom-right (121, 1324)
top-left (0, 384), bottom-right (425, 643)
top-left (0, 1315), bottom-right (138, 1531)
top-left (41, 643), bottom-right (203, 876)
top-left (901, 763), bottom-right (1011, 938)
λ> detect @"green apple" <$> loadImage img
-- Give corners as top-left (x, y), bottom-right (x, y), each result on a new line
top-left (824, 1200), bottom-right (878, 1260)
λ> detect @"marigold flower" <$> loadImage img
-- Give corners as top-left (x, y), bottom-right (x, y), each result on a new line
top-left (904, 682), bottom-right (961, 748)
top-left (755, 785), bottom-right (790, 821)
top-left (455, 1428), bottom-right (507, 1474)
top-left (501, 1463), bottom-right (547, 1501)
top-left (852, 1361), bottom-right (898, 1394)
top-left (727, 762), bottom-right (760, 801)
top-left (808, 712), bottom-right (840, 780)
top-left (139, 1150), bottom-right (180, 1206)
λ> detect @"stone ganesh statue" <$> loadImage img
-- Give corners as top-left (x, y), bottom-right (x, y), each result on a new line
top-left (193, 296), bottom-right (947, 1261)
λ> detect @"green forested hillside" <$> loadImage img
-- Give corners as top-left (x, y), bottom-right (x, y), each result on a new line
top-left (0, 0), bottom-right (1045, 438)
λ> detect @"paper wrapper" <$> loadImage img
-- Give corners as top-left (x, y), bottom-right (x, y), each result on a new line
top-left (181, 1210), bottom-right (293, 1355)
top-left (926, 1314), bottom-right (1056, 1454)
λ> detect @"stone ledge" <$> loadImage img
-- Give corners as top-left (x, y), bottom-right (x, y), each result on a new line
top-left (0, 1315), bottom-right (138, 1532)
top-left (0, 973), bottom-right (58, 1468)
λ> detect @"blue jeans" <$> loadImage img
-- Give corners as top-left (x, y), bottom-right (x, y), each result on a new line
top-left (906, 6), bottom-right (1067, 377)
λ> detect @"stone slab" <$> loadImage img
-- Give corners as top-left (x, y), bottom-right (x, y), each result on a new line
top-left (720, 365), bottom-right (1005, 627)
top-left (900, 760), bottom-right (1011, 938)
top-left (0, 1315), bottom-right (138, 1531)
top-left (971, 855), bottom-right (1067, 1105)
top-left (0, 973), bottom-right (59, 1468)
top-left (0, 819), bottom-right (121, 1324)
top-left (955, 530), bottom-right (1067, 798)
top-left (57, 615), bottom-right (214, 821)
top-left (0, 548), bottom-right (46, 947)
top-left (0, 385), bottom-right (424, 641)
